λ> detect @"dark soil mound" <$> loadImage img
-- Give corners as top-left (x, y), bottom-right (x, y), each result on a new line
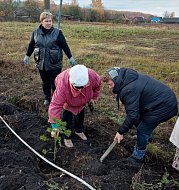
top-left (0, 100), bottom-right (179, 190)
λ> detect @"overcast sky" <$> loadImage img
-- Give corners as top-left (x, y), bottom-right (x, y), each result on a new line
top-left (55, 0), bottom-right (179, 17)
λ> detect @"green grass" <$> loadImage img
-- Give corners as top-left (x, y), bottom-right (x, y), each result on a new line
top-left (1, 21), bottom-right (179, 104)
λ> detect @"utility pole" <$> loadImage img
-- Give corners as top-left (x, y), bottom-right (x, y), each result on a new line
top-left (44, 0), bottom-right (50, 12)
top-left (58, 0), bottom-right (63, 29)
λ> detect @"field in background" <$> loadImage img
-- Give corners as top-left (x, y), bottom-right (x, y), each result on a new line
top-left (0, 21), bottom-right (179, 189)
top-left (1, 21), bottom-right (179, 115)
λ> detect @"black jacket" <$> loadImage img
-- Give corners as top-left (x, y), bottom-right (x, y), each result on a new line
top-left (26, 25), bottom-right (72, 71)
top-left (112, 68), bottom-right (178, 134)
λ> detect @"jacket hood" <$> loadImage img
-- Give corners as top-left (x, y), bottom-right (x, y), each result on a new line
top-left (112, 68), bottom-right (138, 94)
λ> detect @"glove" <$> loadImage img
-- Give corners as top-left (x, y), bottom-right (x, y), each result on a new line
top-left (51, 123), bottom-right (59, 129)
top-left (24, 55), bottom-right (30, 64)
top-left (51, 123), bottom-right (60, 138)
top-left (69, 57), bottom-right (76, 67)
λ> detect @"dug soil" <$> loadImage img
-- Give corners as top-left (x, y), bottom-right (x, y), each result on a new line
top-left (0, 98), bottom-right (179, 190)
top-left (0, 60), bottom-right (179, 190)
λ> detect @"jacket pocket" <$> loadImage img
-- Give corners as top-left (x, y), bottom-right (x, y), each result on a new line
top-left (49, 49), bottom-right (62, 65)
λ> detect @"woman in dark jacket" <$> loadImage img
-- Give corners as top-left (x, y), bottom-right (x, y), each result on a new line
top-left (24, 12), bottom-right (75, 106)
top-left (103, 67), bottom-right (178, 163)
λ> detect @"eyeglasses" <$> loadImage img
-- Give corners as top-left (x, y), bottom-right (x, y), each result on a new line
top-left (74, 86), bottom-right (84, 89)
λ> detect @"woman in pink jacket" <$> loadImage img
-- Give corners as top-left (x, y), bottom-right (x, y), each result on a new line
top-left (48, 64), bottom-right (102, 147)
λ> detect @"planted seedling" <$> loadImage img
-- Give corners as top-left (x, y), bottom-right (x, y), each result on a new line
top-left (51, 117), bottom-right (72, 161)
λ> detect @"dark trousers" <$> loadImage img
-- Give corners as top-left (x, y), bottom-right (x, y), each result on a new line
top-left (61, 109), bottom-right (85, 139)
top-left (137, 122), bottom-right (158, 150)
top-left (38, 69), bottom-right (61, 100)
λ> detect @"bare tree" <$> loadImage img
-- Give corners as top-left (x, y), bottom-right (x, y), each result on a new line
top-left (90, 0), bottom-right (103, 9)
top-left (71, 0), bottom-right (78, 6)
top-left (163, 10), bottom-right (175, 18)
top-left (171, 12), bottom-right (175, 18)
top-left (0, 0), bottom-right (16, 16)
top-left (24, 0), bottom-right (42, 18)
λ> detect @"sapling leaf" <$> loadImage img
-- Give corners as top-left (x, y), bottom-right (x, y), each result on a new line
top-left (47, 127), bottom-right (52, 133)
top-left (42, 149), bottom-right (47, 155)
top-left (39, 134), bottom-right (49, 142)
top-left (64, 129), bottom-right (72, 137)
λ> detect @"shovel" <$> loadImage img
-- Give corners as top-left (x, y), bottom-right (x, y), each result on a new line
top-left (83, 140), bottom-right (117, 175)
top-left (100, 140), bottom-right (117, 163)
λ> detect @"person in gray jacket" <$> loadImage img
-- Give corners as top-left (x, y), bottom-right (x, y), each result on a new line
top-left (102, 67), bottom-right (178, 163)
top-left (24, 12), bottom-right (75, 106)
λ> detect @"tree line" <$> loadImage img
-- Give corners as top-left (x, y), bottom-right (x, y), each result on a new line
top-left (0, 0), bottom-right (175, 23)
top-left (0, 0), bottom-right (153, 23)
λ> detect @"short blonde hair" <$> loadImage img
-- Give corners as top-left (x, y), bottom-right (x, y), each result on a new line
top-left (39, 12), bottom-right (53, 22)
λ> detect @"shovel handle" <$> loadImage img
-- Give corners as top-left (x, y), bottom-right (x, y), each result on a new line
top-left (100, 140), bottom-right (117, 163)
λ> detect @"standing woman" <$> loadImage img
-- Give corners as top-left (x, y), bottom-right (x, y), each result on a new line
top-left (24, 12), bottom-right (75, 106)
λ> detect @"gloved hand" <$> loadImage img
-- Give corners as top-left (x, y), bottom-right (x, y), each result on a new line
top-left (51, 123), bottom-right (59, 138)
top-left (69, 57), bottom-right (76, 67)
top-left (24, 55), bottom-right (30, 64)
top-left (51, 123), bottom-right (59, 129)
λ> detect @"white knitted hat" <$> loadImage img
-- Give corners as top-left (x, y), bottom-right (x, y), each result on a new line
top-left (69, 65), bottom-right (89, 87)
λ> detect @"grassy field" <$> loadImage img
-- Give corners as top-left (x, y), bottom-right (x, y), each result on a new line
top-left (1, 21), bottom-right (179, 110)
top-left (1, 22), bottom-right (179, 80)
top-left (1, 21), bottom-right (179, 189)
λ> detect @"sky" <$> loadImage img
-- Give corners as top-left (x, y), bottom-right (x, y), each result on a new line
top-left (54, 0), bottom-right (179, 17)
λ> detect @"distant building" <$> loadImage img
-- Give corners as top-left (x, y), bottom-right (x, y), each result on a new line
top-left (132, 16), bottom-right (146, 24)
top-left (161, 17), bottom-right (179, 24)
top-left (150, 17), bottom-right (161, 23)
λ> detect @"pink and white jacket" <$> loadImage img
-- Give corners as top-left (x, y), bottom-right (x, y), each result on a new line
top-left (48, 68), bottom-right (102, 123)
